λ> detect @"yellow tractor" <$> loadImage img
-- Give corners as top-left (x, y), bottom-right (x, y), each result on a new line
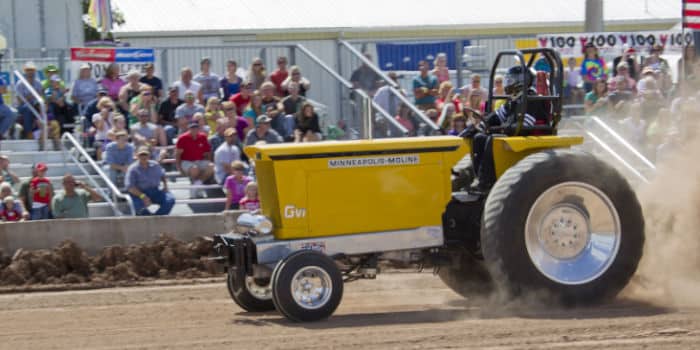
top-left (213, 49), bottom-right (644, 322)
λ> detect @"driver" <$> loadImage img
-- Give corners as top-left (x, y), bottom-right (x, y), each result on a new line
top-left (467, 65), bottom-right (548, 192)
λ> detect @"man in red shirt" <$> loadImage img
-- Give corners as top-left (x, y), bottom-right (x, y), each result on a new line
top-left (175, 122), bottom-right (214, 198)
top-left (29, 162), bottom-right (53, 220)
top-left (229, 81), bottom-right (252, 116)
top-left (269, 56), bottom-right (289, 97)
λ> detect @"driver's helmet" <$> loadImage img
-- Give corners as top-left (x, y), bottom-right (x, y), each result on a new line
top-left (504, 65), bottom-right (534, 96)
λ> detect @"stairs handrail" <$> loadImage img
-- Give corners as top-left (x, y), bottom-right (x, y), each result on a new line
top-left (60, 132), bottom-right (135, 216)
top-left (294, 44), bottom-right (406, 138)
top-left (13, 70), bottom-right (48, 148)
top-left (337, 40), bottom-right (439, 132)
top-left (590, 116), bottom-right (656, 171)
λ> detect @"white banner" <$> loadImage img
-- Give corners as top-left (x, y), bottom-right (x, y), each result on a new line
top-left (537, 31), bottom-right (694, 56)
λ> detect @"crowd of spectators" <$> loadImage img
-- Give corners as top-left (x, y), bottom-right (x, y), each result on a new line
top-left (0, 54), bottom-right (319, 220)
top-left (0, 43), bottom-right (697, 221)
top-left (359, 43), bottom-right (699, 162)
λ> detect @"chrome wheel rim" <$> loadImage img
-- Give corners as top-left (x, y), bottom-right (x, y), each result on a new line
top-left (525, 182), bottom-right (621, 285)
top-left (245, 276), bottom-right (272, 300)
top-left (290, 266), bottom-right (333, 310)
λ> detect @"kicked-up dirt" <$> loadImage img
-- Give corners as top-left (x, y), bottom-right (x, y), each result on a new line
top-left (0, 272), bottom-right (698, 350)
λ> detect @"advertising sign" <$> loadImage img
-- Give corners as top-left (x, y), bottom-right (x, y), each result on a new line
top-left (70, 47), bottom-right (155, 79)
top-left (536, 31), bottom-right (694, 56)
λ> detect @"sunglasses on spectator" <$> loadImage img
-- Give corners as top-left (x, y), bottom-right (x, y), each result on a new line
top-left (185, 95), bottom-right (195, 99)
top-left (292, 72), bottom-right (300, 76)
top-left (224, 108), bottom-right (236, 111)
top-left (143, 92), bottom-right (152, 96)
top-left (253, 63), bottom-right (262, 66)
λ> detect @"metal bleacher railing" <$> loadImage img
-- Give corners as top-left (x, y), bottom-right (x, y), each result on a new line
top-left (61, 132), bottom-right (136, 216)
top-left (13, 70), bottom-right (48, 147)
top-left (560, 115), bottom-right (656, 184)
top-left (338, 40), bottom-right (440, 134)
top-left (294, 44), bottom-right (408, 138)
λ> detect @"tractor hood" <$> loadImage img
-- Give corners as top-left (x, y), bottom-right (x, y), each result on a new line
top-left (244, 136), bottom-right (469, 240)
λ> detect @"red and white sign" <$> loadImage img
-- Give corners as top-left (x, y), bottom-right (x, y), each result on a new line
top-left (70, 48), bottom-right (116, 62)
top-left (537, 31), bottom-right (694, 57)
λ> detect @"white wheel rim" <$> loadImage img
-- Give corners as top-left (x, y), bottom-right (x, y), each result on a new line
top-left (245, 276), bottom-right (272, 300)
top-left (524, 182), bottom-right (621, 285)
top-left (290, 266), bottom-right (333, 310)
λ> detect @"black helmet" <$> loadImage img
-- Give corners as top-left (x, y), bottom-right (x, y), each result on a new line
top-left (504, 65), bottom-right (533, 96)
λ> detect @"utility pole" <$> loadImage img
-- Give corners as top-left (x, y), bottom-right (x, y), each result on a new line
top-left (38, 0), bottom-right (47, 57)
top-left (584, 0), bottom-right (604, 33)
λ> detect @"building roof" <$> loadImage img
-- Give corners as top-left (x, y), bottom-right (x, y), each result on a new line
top-left (112, 0), bottom-right (681, 37)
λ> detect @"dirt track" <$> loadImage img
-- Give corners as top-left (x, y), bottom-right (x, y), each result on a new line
top-left (0, 272), bottom-right (698, 350)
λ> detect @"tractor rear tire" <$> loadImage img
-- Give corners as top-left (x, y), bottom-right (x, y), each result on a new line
top-left (481, 149), bottom-right (644, 304)
top-left (227, 268), bottom-right (275, 312)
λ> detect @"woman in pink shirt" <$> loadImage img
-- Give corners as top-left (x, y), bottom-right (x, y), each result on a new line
top-left (99, 63), bottom-right (126, 101)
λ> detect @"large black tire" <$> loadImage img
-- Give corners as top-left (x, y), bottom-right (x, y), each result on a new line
top-left (481, 149), bottom-right (644, 304)
top-left (271, 250), bottom-right (343, 322)
top-left (226, 268), bottom-right (275, 312)
top-left (438, 251), bottom-right (493, 297)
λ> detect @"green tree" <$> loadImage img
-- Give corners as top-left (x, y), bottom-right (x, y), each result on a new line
top-left (81, 0), bottom-right (125, 42)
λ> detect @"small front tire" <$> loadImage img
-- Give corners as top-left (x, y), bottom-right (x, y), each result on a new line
top-left (271, 250), bottom-right (344, 322)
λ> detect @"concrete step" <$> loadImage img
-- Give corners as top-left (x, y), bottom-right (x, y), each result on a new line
top-left (2, 151), bottom-right (66, 164)
top-left (11, 162), bottom-right (98, 177)
top-left (0, 140), bottom-right (44, 152)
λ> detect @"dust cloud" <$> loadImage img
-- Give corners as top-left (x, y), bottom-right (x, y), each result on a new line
top-left (624, 135), bottom-right (700, 307)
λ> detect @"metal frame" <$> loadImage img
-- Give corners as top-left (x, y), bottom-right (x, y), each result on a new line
top-left (251, 226), bottom-right (444, 265)
top-left (61, 132), bottom-right (136, 216)
top-left (486, 48), bottom-right (564, 134)
top-left (296, 44), bottom-right (407, 138)
top-left (338, 40), bottom-right (440, 132)
top-left (13, 70), bottom-right (48, 147)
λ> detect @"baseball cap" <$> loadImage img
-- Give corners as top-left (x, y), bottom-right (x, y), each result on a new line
top-left (256, 115), bottom-right (272, 124)
top-left (144, 63), bottom-right (154, 69)
top-left (36, 163), bottom-right (48, 172)
top-left (45, 64), bottom-right (59, 72)
top-left (223, 128), bottom-right (237, 137)
top-left (0, 155), bottom-right (8, 161)
top-left (188, 121), bottom-right (200, 128)
top-left (642, 67), bottom-right (655, 75)
top-left (136, 146), bottom-right (150, 156)
top-left (79, 63), bottom-right (91, 70)
top-left (201, 57), bottom-right (211, 64)
top-left (168, 85), bottom-right (178, 92)
top-left (114, 130), bottom-right (128, 137)
top-left (97, 87), bottom-right (109, 95)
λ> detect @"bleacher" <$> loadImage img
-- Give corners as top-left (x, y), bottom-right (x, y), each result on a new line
top-left (1, 137), bottom-right (226, 217)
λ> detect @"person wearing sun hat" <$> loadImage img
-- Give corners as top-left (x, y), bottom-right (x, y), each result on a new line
top-left (71, 63), bottom-right (99, 109)
top-left (15, 61), bottom-right (44, 139)
top-left (125, 146), bottom-right (175, 216)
